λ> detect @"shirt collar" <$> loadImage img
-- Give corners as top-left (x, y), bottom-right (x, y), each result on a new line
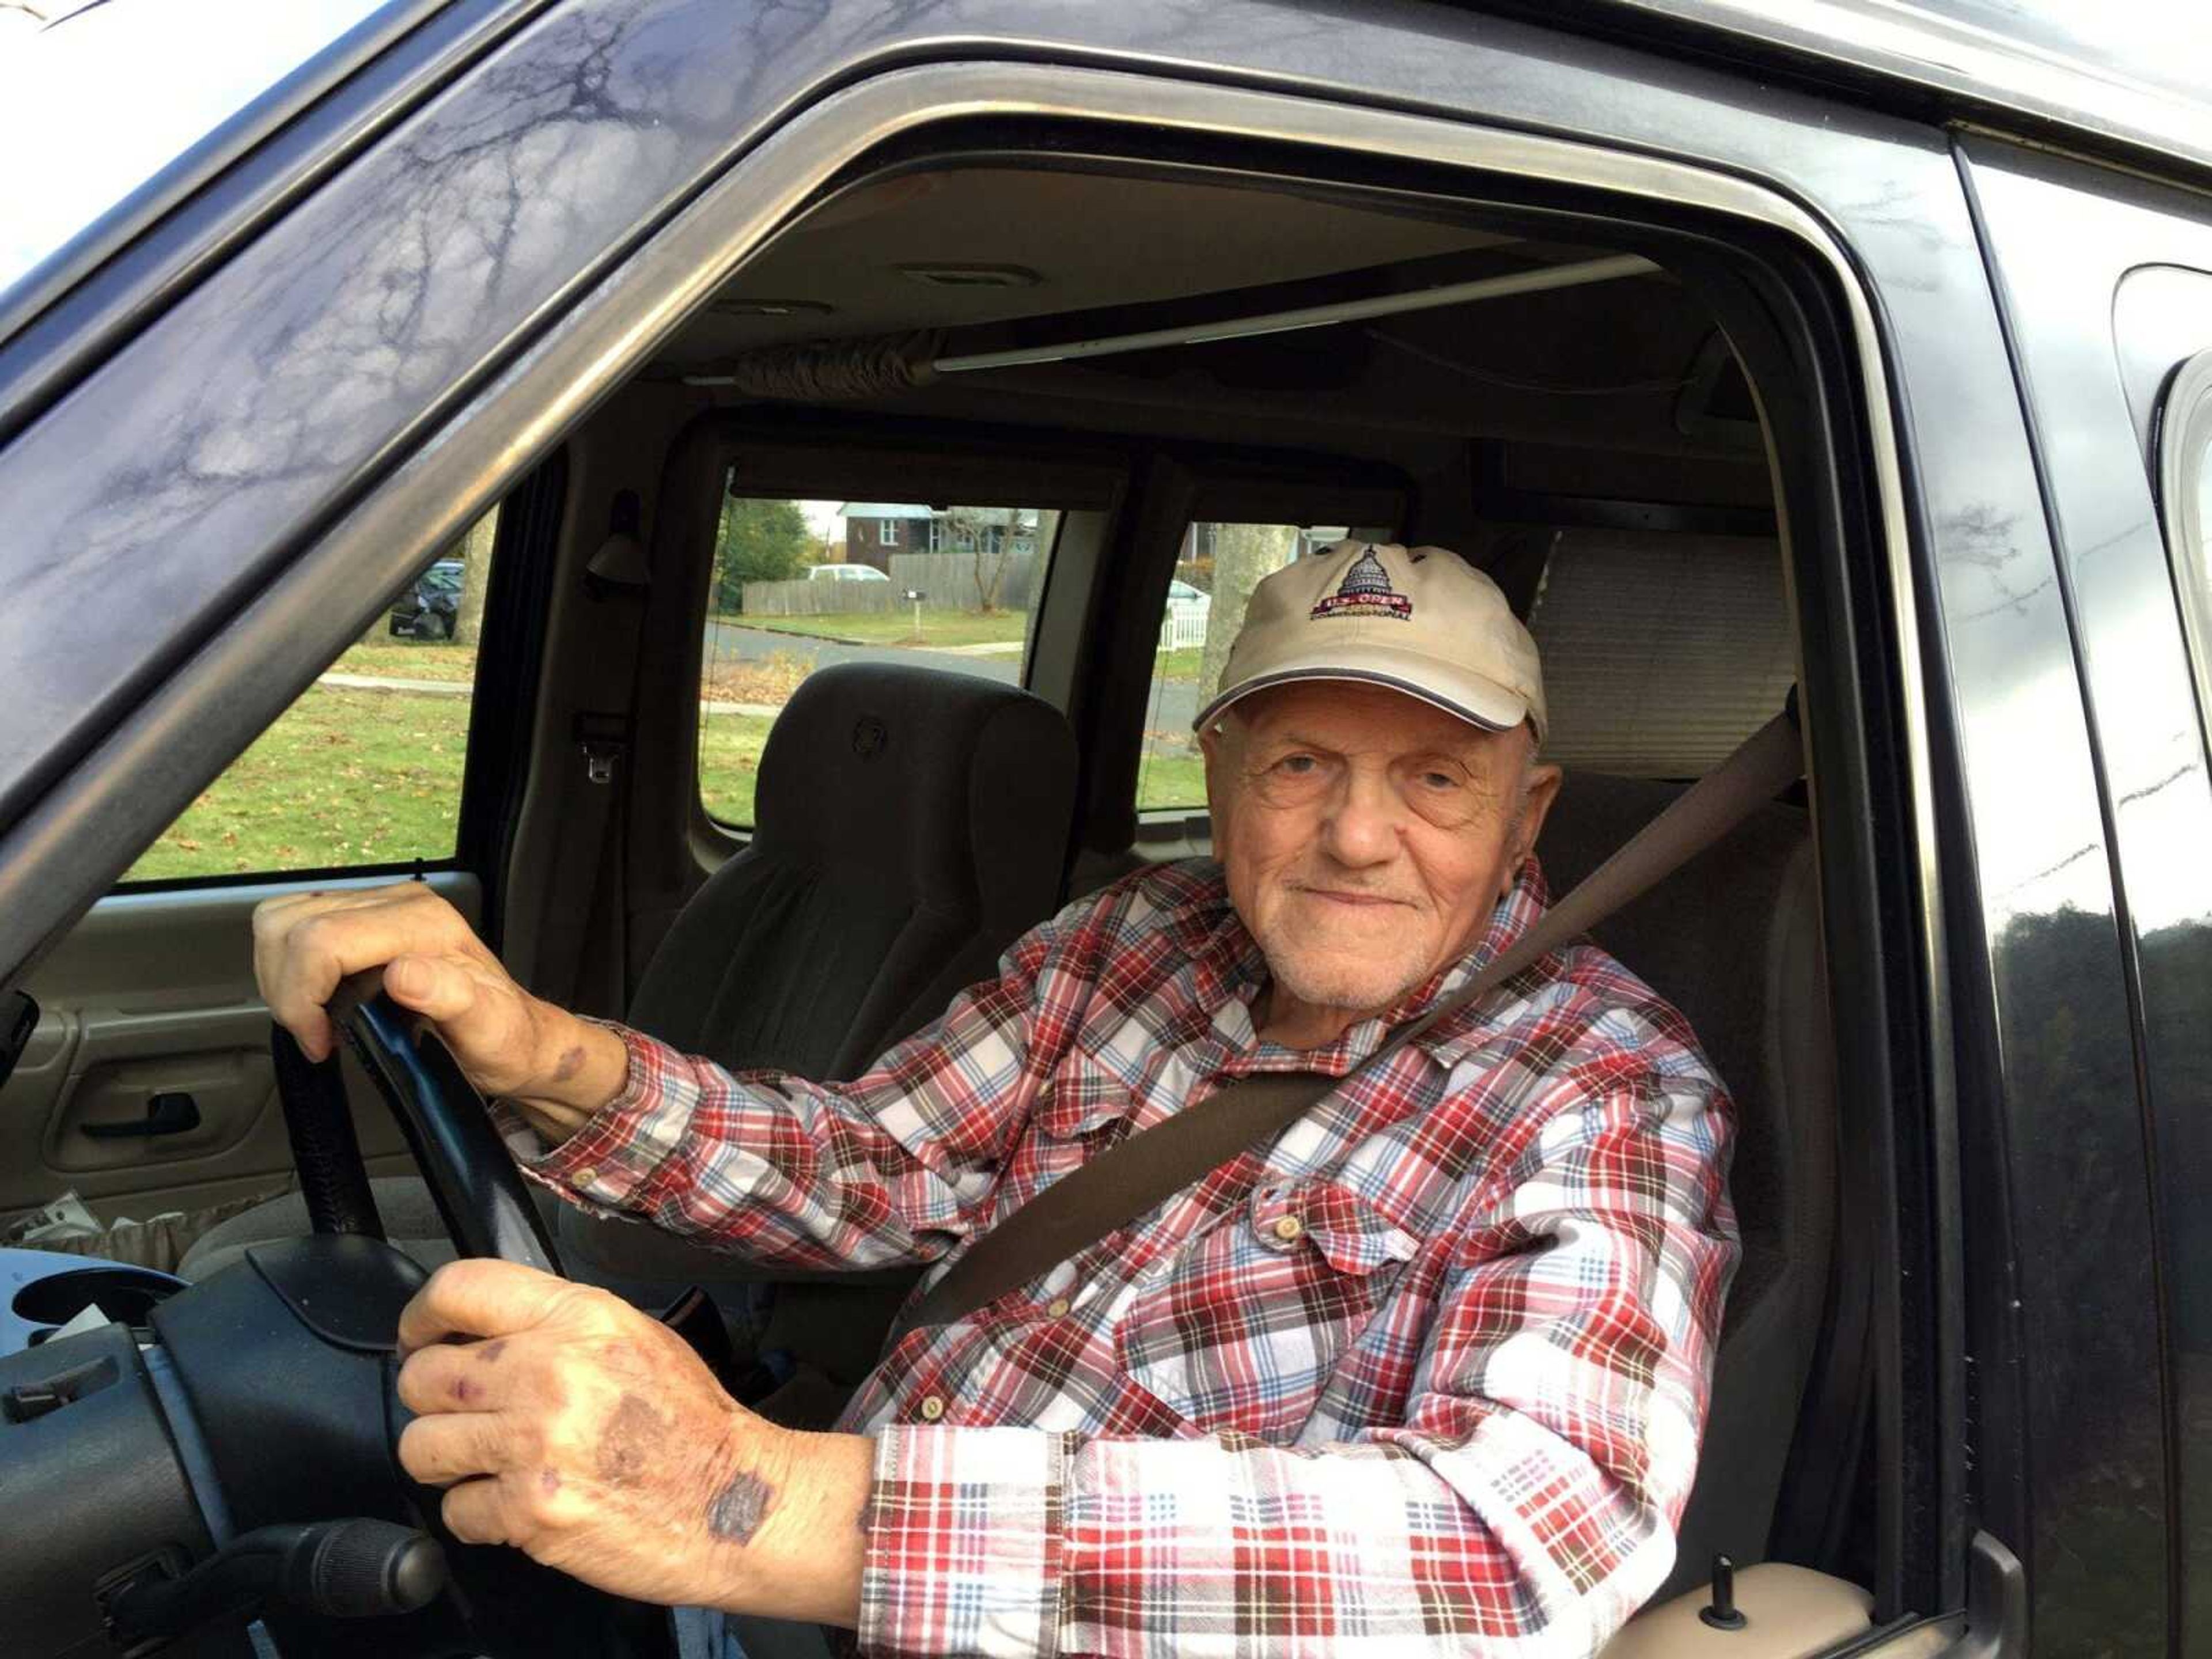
top-left (1166, 856), bottom-right (1554, 1073)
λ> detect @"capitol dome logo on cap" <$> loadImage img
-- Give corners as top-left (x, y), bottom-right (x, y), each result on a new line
top-left (1309, 546), bottom-right (1414, 621)
top-left (1195, 540), bottom-right (1547, 742)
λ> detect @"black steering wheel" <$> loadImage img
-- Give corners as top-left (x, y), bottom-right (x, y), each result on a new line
top-left (0, 981), bottom-right (643, 1659)
top-left (305, 967), bottom-right (562, 1274)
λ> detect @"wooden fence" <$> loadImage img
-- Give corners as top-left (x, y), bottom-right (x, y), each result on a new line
top-left (740, 552), bottom-right (1043, 617)
top-left (887, 552), bottom-right (1039, 613)
top-left (737, 578), bottom-right (901, 616)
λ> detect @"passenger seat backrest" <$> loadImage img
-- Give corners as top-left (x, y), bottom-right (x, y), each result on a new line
top-left (560, 664), bottom-right (1077, 1291)
top-left (184, 664), bottom-right (1079, 1291)
top-left (1536, 771), bottom-right (1836, 1597)
top-left (628, 662), bottom-right (1078, 1080)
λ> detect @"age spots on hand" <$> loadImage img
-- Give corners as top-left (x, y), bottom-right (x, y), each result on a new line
top-left (551, 1045), bottom-right (586, 1082)
top-left (476, 1339), bottom-right (507, 1363)
top-left (707, 1471), bottom-right (776, 1545)
top-left (595, 1392), bottom-right (666, 1486)
top-left (540, 1467), bottom-right (562, 1496)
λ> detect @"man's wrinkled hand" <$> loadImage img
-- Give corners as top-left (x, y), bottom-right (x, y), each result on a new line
top-left (393, 1260), bottom-right (865, 1619)
top-left (251, 882), bottom-right (625, 1135)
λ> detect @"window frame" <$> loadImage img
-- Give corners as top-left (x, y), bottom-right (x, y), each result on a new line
top-left (2156, 350), bottom-right (2212, 763)
top-left (0, 55), bottom-right (1951, 1618)
top-left (105, 461), bottom-right (560, 899)
top-left (665, 414), bottom-right (1131, 854)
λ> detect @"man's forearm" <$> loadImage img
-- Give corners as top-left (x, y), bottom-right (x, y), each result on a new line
top-left (503, 1011), bottom-right (631, 1145)
top-left (706, 1429), bottom-right (873, 1628)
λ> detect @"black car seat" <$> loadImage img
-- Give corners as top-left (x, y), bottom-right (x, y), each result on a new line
top-left (181, 663), bottom-right (1079, 1282)
top-left (1533, 770), bottom-right (1836, 1600)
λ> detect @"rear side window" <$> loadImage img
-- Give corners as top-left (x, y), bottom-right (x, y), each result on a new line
top-left (2158, 351), bottom-right (2212, 758)
top-left (1134, 522), bottom-right (1345, 812)
top-left (697, 484), bottom-right (1062, 825)
top-left (120, 505), bottom-right (500, 882)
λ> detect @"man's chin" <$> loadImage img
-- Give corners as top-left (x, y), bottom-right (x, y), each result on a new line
top-left (1260, 946), bottom-right (1430, 1022)
top-left (1253, 899), bottom-right (1440, 1011)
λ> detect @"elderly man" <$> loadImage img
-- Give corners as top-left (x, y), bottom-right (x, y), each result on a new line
top-left (255, 540), bottom-right (1735, 1657)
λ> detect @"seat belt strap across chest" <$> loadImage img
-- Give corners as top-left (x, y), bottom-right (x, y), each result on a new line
top-left (899, 706), bottom-right (1806, 1334)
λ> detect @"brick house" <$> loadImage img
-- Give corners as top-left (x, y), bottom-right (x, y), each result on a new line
top-left (839, 504), bottom-right (1043, 572)
top-left (837, 503), bottom-right (935, 573)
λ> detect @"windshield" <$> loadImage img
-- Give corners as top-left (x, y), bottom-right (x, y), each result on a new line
top-left (0, 0), bottom-right (400, 312)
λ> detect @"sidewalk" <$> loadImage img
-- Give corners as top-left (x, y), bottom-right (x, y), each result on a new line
top-left (319, 672), bottom-right (780, 718)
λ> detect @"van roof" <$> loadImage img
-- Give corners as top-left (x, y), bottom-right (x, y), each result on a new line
top-left (1593, 0), bottom-right (2210, 177)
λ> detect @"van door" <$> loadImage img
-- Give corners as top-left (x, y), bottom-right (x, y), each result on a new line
top-left (1960, 137), bottom-right (2212, 1653)
top-left (0, 491), bottom-right (530, 1250)
top-left (0, 1), bottom-right (2055, 1646)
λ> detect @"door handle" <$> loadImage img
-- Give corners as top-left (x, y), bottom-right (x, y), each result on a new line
top-left (81, 1092), bottom-right (202, 1140)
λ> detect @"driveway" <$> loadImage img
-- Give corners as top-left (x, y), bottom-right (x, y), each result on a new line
top-left (705, 622), bottom-right (1203, 732)
top-left (704, 619), bottom-right (1021, 685)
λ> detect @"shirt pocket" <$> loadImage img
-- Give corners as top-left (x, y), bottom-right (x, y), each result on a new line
top-left (1116, 1177), bottom-right (1420, 1437)
top-left (1029, 1048), bottom-right (1131, 1141)
top-left (999, 1050), bottom-right (1140, 1215)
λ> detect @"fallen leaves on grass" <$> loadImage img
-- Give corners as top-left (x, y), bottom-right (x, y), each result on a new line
top-left (700, 649), bottom-right (810, 707)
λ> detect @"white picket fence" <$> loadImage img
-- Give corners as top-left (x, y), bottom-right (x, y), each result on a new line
top-left (1159, 610), bottom-right (1207, 650)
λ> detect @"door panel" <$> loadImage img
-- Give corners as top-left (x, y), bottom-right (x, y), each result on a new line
top-left (1961, 141), bottom-right (2212, 1648)
top-left (1, 872), bottom-right (478, 1224)
top-left (1602, 1566), bottom-right (1959, 1658)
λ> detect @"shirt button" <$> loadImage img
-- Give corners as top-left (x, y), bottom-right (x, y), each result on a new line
top-left (1045, 1297), bottom-right (1072, 1319)
top-left (918, 1394), bottom-right (946, 1422)
top-left (574, 1166), bottom-right (599, 1186)
top-left (1271, 1215), bottom-right (1305, 1244)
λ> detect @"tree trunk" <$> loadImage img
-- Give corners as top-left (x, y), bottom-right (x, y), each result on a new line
top-left (972, 546), bottom-right (1005, 613)
top-left (452, 508), bottom-right (498, 647)
top-left (1198, 522), bottom-right (1296, 704)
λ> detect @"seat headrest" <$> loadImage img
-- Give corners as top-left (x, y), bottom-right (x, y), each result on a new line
top-left (750, 662), bottom-right (1077, 933)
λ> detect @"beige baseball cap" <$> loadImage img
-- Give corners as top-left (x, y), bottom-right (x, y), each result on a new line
top-left (1195, 540), bottom-right (1547, 741)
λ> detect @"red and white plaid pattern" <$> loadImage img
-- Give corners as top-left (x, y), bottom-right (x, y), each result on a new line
top-left (527, 859), bottom-right (1736, 1657)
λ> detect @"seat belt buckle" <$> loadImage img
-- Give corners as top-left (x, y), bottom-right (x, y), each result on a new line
top-left (573, 711), bottom-right (630, 785)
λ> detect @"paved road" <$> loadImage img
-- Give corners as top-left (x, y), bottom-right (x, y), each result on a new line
top-left (705, 620), bottom-right (1021, 684)
top-left (705, 621), bottom-right (1203, 732)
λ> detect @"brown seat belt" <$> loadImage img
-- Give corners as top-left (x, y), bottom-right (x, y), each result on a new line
top-left (899, 707), bottom-right (1806, 1334)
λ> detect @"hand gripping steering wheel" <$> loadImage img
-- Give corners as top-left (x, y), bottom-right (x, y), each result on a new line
top-left (277, 967), bottom-right (562, 1274)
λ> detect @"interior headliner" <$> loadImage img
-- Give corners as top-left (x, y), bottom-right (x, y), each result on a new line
top-left (676, 166), bottom-right (1521, 358)
top-left (651, 159), bottom-right (1770, 497)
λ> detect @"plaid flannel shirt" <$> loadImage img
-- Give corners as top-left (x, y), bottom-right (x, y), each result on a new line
top-left (524, 858), bottom-right (1737, 1658)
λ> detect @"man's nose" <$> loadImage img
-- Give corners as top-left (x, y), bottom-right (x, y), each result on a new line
top-left (1317, 766), bottom-right (1403, 866)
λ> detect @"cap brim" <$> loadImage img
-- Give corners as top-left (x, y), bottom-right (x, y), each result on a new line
top-left (1195, 645), bottom-right (1532, 737)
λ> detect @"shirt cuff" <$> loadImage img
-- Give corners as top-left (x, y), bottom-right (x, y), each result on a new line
top-left (860, 1426), bottom-right (1073, 1658)
top-left (507, 1021), bottom-right (685, 1215)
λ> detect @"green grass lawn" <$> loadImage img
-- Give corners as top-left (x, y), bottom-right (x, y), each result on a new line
top-left (122, 627), bottom-right (1192, 881)
top-left (126, 689), bottom-right (781, 881)
top-left (727, 609), bottom-right (1029, 649)
top-left (697, 709), bottom-right (778, 827)
top-left (1135, 749), bottom-right (1209, 812)
top-left (123, 687), bottom-right (472, 882)
top-left (331, 639), bottom-right (478, 683)
top-left (1153, 645), bottom-right (1205, 684)
top-left (733, 615), bottom-right (1206, 682)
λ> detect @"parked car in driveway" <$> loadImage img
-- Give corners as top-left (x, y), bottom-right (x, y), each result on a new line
top-left (806, 562), bottom-right (890, 584)
top-left (387, 557), bottom-right (464, 639)
top-left (2, 2), bottom-right (2211, 1656)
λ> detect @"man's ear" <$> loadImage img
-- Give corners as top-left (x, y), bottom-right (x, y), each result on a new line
top-left (1509, 762), bottom-right (1565, 870)
top-left (1198, 719), bottom-right (1233, 824)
